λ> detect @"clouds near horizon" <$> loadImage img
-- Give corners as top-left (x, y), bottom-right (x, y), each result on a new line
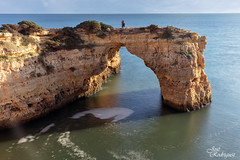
top-left (0, 0), bottom-right (240, 13)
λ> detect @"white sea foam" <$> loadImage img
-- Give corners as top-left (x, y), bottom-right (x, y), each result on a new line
top-left (39, 123), bottom-right (55, 134)
top-left (109, 150), bottom-right (151, 160)
top-left (17, 135), bottom-right (36, 144)
top-left (57, 131), bottom-right (96, 160)
top-left (17, 123), bottom-right (55, 145)
top-left (70, 107), bottom-right (133, 122)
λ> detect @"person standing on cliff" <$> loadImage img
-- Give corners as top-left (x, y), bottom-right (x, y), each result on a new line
top-left (122, 20), bottom-right (125, 28)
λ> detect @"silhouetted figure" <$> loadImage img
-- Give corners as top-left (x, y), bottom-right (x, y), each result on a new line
top-left (122, 20), bottom-right (125, 28)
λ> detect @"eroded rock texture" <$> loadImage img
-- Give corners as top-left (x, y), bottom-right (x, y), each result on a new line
top-left (0, 26), bottom-right (211, 127)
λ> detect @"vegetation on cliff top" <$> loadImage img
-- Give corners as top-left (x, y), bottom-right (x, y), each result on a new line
top-left (75, 20), bottom-right (113, 32)
top-left (148, 24), bottom-right (159, 33)
top-left (44, 20), bottom-right (114, 52)
top-left (0, 20), bottom-right (43, 35)
top-left (161, 26), bottom-right (174, 39)
top-left (75, 20), bottom-right (114, 39)
top-left (100, 22), bottom-right (114, 31)
top-left (0, 20), bottom-right (114, 59)
top-left (0, 24), bottom-right (19, 34)
top-left (18, 21), bottom-right (44, 35)
top-left (44, 27), bottom-right (85, 51)
top-left (152, 26), bottom-right (175, 40)
top-left (0, 20), bottom-right (194, 63)
top-left (76, 20), bottom-right (101, 33)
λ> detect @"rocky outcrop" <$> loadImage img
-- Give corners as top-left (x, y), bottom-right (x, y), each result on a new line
top-left (0, 24), bottom-right (211, 127)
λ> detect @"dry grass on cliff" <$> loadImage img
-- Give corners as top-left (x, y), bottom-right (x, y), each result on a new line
top-left (0, 35), bottom-right (38, 59)
top-left (0, 21), bottom-right (41, 60)
top-left (0, 52), bottom-right (36, 61)
top-left (0, 42), bottom-right (19, 51)
top-left (179, 50), bottom-right (194, 59)
top-left (21, 36), bottom-right (37, 46)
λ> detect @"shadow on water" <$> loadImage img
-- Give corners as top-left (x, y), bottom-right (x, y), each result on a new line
top-left (0, 86), bottom-right (184, 143)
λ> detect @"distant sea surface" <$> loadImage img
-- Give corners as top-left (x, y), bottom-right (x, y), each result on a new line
top-left (0, 14), bottom-right (240, 160)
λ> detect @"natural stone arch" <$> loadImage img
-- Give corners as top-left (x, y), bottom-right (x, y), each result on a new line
top-left (97, 28), bottom-right (211, 112)
top-left (0, 26), bottom-right (211, 127)
top-left (100, 34), bottom-right (211, 112)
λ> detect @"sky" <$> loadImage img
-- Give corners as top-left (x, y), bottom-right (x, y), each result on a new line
top-left (0, 0), bottom-right (240, 13)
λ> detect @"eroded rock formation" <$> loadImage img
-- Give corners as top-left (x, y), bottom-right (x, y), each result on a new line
top-left (0, 23), bottom-right (211, 127)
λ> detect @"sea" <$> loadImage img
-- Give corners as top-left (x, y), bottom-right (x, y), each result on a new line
top-left (0, 14), bottom-right (240, 160)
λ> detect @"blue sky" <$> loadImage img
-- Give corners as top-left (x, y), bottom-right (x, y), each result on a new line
top-left (1, 0), bottom-right (240, 13)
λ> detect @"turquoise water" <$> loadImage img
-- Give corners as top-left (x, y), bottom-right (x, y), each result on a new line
top-left (0, 14), bottom-right (240, 160)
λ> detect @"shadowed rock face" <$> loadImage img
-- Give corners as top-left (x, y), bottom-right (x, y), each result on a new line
top-left (0, 26), bottom-right (211, 127)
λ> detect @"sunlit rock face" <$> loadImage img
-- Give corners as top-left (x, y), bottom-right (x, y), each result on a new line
top-left (0, 26), bottom-right (211, 127)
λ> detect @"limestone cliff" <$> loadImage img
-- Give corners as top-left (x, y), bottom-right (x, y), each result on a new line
top-left (0, 22), bottom-right (211, 127)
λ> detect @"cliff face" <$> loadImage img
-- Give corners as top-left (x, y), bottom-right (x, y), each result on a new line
top-left (0, 25), bottom-right (211, 127)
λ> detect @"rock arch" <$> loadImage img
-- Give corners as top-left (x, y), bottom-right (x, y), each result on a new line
top-left (98, 28), bottom-right (211, 112)
top-left (0, 26), bottom-right (211, 127)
